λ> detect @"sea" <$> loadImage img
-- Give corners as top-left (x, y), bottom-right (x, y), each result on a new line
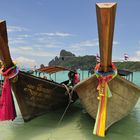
top-left (0, 71), bottom-right (140, 140)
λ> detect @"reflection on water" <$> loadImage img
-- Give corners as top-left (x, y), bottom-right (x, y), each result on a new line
top-left (0, 72), bottom-right (140, 140)
top-left (1, 100), bottom-right (140, 140)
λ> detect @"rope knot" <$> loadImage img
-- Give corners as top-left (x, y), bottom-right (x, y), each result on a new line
top-left (0, 64), bottom-right (19, 79)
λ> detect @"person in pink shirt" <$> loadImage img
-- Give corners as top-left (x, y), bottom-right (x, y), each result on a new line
top-left (68, 70), bottom-right (80, 86)
top-left (73, 72), bottom-right (80, 85)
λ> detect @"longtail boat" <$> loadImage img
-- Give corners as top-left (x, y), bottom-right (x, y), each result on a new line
top-left (74, 3), bottom-right (140, 137)
top-left (0, 20), bottom-right (78, 122)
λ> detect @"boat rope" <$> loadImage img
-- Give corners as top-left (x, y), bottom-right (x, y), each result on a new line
top-left (93, 63), bottom-right (117, 137)
top-left (58, 84), bottom-right (74, 125)
top-left (48, 85), bottom-right (74, 140)
top-left (62, 83), bottom-right (70, 93)
top-left (0, 64), bottom-right (19, 121)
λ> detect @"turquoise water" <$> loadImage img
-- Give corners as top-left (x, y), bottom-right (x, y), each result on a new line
top-left (33, 70), bottom-right (91, 83)
top-left (34, 70), bottom-right (140, 85)
top-left (133, 72), bottom-right (140, 86)
top-left (0, 72), bottom-right (140, 140)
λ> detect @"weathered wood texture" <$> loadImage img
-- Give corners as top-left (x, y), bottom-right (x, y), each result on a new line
top-left (0, 20), bottom-right (78, 122)
top-left (74, 2), bottom-right (140, 131)
top-left (0, 21), bottom-right (13, 67)
top-left (75, 75), bottom-right (140, 129)
top-left (11, 71), bottom-right (78, 121)
top-left (96, 3), bottom-right (116, 72)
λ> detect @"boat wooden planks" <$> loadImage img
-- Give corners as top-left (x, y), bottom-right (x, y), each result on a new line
top-left (74, 2), bottom-right (140, 132)
top-left (75, 75), bottom-right (140, 129)
top-left (11, 71), bottom-right (71, 121)
top-left (0, 20), bottom-right (78, 122)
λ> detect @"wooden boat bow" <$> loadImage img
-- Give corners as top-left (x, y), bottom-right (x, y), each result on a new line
top-left (96, 3), bottom-right (117, 72)
top-left (0, 21), bottom-right (14, 68)
top-left (0, 21), bottom-right (78, 122)
top-left (74, 2), bottom-right (140, 137)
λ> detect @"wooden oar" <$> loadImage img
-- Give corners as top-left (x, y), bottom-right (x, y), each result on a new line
top-left (0, 20), bottom-right (14, 69)
top-left (96, 3), bottom-right (117, 72)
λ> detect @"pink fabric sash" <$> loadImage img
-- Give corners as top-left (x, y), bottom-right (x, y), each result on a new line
top-left (0, 79), bottom-right (16, 121)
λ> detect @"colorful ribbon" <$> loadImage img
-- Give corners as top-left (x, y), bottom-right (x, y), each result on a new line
top-left (0, 64), bottom-right (19, 121)
top-left (93, 63), bottom-right (117, 137)
top-left (0, 64), bottom-right (19, 79)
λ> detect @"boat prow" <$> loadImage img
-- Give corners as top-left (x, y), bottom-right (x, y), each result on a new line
top-left (74, 75), bottom-right (140, 130)
top-left (12, 71), bottom-right (77, 121)
top-left (74, 3), bottom-right (140, 136)
top-left (0, 20), bottom-right (78, 122)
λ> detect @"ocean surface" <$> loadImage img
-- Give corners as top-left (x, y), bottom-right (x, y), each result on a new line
top-left (0, 71), bottom-right (140, 140)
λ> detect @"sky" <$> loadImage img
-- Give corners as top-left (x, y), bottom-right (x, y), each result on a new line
top-left (0, 0), bottom-right (140, 68)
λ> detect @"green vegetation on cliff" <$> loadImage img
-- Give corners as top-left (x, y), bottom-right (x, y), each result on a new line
top-left (115, 61), bottom-right (140, 71)
top-left (49, 50), bottom-right (96, 70)
top-left (48, 50), bottom-right (140, 71)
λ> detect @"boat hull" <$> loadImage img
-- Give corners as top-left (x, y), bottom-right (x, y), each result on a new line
top-left (74, 75), bottom-right (140, 130)
top-left (11, 71), bottom-right (77, 122)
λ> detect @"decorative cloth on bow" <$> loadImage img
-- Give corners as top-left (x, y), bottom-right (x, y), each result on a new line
top-left (93, 63), bottom-right (117, 137)
top-left (0, 64), bottom-right (19, 121)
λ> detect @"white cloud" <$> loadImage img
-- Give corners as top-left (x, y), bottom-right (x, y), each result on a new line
top-left (10, 46), bottom-right (59, 67)
top-left (46, 44), bottom-right (59, 48)
top-left (70, 39), bottom-right (99, 50)
top-left (35, 32), bottom-right (72, 37)
top-left (9, 37), bottom-right (27, 45)
top-left (136, 51), bottom-right (140, 56)
top-left (8, 31), bottom-right (72, 49)
top-left (10, 46), bottom-right (58, 57)
top-left (129, 57), bottom-right (140, 61)
top-left (10, 32), bottom-right (67, 49)
top-left (112, 57), bottom-right (123, 62)
top-left (123, 51), bottom-right (140, 61)
top-left (34, 36), bottom-right (64, 48)
top-left (15, 56), bottom-right (36, 67)
top-left (18, 34), bottom-right (31, 38)
top-left (128, 51), bottom-right (140, 61)
top-left (36, 36), bottom-right (51, 43)
top-left (69, 39), bottom-right (119, 51)
top-left (18, 46), bottom-right (33, 51)
top-left (112, 50), bottom-right (140, 62)
top-left (9, 34), bottom-right (31, 45)
top-left (113, 41), bottom-right (119, 46)
top-left (7, 26), bottom-right (28, 32)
